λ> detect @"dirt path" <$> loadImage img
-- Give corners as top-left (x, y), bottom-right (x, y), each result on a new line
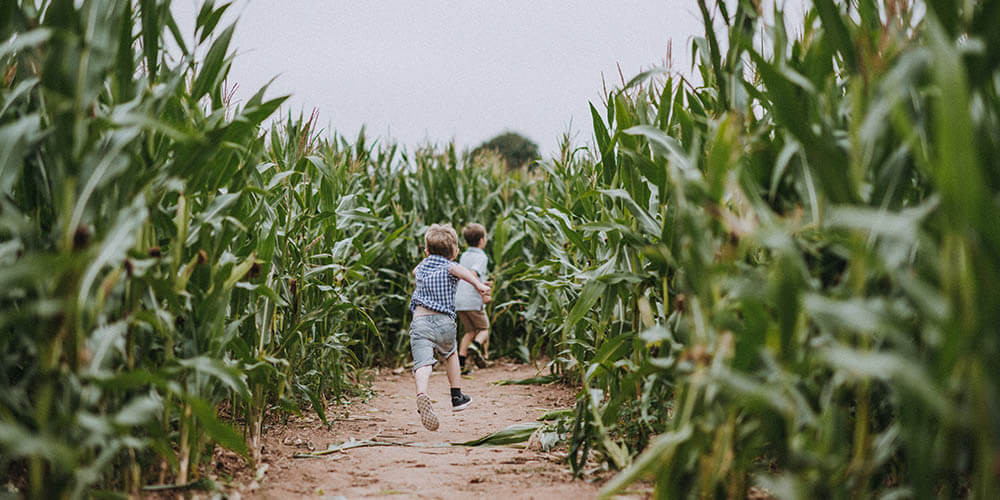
top-left (247, 361), bottom-right (607, 499)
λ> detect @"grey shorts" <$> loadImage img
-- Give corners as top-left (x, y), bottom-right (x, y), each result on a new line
top-left (409, 314), bottom-right (457, 371)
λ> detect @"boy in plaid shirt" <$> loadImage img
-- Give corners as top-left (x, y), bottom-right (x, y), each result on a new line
top-left (408, 223), bottom-right (491, 431)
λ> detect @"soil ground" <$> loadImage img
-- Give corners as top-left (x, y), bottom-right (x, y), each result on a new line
top-left (237, 360), bottom-right (631, 500)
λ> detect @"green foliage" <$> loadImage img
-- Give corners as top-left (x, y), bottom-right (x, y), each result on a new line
top-left (0, 3), bottom-right (551, 496)
top-left (472, 131), bottom-right (540, 170)
top-left (0, 1), bottom-right (372, 496)
top-left (534, 1), bottom-right (1000, 498)
top-left (3, 0), bottom-right (999, 499)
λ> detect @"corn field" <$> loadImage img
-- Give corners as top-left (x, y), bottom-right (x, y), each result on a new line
top-left (1, 0), bottom-right (998, 498)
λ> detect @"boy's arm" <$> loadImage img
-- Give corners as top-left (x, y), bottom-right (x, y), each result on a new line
top-left (449, 263), bottom-right (490, 294)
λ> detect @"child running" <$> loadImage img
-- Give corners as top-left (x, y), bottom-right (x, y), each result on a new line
top-left (408, 223), bottom-right (491, 431)
top-left (455, 223), bottom-right (492, 373)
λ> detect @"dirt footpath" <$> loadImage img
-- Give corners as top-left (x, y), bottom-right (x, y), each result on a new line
top-left (249, 361), bottom-right (605, 500)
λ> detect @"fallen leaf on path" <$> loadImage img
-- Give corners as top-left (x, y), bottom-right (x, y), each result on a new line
top-left (293, 440), bottom-right (452, 458)
top-left (493, 374), bottom-right (559, 386)
top-left (451, 422), bottom-right (544, 446)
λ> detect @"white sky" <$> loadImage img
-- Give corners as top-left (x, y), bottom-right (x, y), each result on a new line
top-left (169, 1), bottom-right (711, 157)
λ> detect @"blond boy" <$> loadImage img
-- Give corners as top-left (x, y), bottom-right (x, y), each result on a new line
top-left (408, 224), bottom-right (491, 431)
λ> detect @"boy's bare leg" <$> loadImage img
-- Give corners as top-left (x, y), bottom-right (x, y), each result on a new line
top-left (444, 351), bottom-right (462, 388)
top-left (413, 365), bottom-right (432, 395)
top-left (458, 332), bottom-right (476, 357)
top-left (413, 364), bottom-right (439, 431)
top-left (474, 329), bottom-right (490, 358)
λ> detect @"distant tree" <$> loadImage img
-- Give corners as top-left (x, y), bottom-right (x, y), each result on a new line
top-left (472, 131), bottom-right (539, 169)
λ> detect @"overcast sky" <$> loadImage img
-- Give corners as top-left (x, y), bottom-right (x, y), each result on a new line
top-left (170, 1), bottom-right (709, 157)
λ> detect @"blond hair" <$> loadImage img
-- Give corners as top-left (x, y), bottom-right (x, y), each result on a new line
top-left (462, 223), bottom-right (486, 247)
top-left (425, 223), bottom-right (459, 258)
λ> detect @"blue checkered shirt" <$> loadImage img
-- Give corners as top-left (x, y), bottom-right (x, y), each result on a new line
top-left (409, 254), bottom-right (460, 318)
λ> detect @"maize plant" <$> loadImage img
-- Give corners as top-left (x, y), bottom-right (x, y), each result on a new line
top-left (0, 2), bottom-right (548, 497)
top-left (0, 0), bottom-right (388, 496)
top-left (3, 0), bottom-right (999, 499)
top-left (529, 0), bottom-right (1000, 498)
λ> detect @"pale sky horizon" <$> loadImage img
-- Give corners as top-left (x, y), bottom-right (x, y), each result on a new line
top-left (169, 1), bottom-right (712, 158)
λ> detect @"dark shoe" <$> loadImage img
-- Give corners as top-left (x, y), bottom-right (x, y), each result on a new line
top-left (416, 393), bottom-right (439, 431)
top-left (468, 342), bottom-right (487, 369)
top-left (451, 392), bottom-right (471, 411)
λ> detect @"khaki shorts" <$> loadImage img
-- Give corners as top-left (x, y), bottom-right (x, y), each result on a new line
top-left (457, 310), bottom-right (489, 332)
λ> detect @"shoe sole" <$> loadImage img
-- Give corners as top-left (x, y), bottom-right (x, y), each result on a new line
top-left (417, 394), bottom-right (439, 431)
top-left (452, 399), bottom-right (471, 412)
